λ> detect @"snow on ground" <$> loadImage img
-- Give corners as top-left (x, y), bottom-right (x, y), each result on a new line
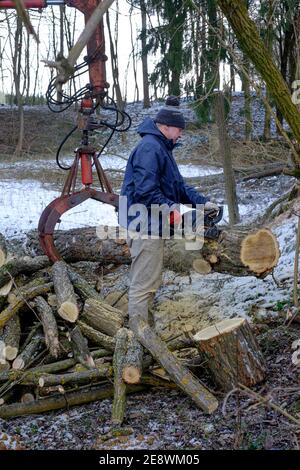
top-left (0, 156), bottom-right (222, 239)
top-left (0, 179), bottom-right (118, 239)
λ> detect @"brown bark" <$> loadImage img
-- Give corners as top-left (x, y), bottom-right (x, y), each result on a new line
top-left (194, 318), bottom-right (266, 391)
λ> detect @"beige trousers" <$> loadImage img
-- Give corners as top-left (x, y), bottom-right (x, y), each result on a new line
top-left (127, 237), bottom-right (164, 327)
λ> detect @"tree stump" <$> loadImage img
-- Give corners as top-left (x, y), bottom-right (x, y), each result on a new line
top-left (193, 318), bottom-right (266, 391)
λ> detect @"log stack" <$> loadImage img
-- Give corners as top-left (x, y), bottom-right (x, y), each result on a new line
top-left (0, 226), bottom-right (271, 421)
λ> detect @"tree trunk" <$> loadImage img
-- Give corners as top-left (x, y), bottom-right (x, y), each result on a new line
top-left (34, 296), bottom-right (60, 359)
top-left (216, 0), bottom-right (300, 164)
top-left (194, 318), bottom-right (266, 391)
top-left (52, 261), bottom-right (79, 323)
top-left (0, 384), bottom-right (146, 419)
top-left (130, 316), bottom-right (218, 414)
top-left (38, 363), bottom-right (112, 389)
top-left (82, 298), bottom-right (124, 336)
top-left (0, 256), bottom-right (50, 290)
top-left (26, 226), bottom-right (280, 278)
top-left (0, 315), bottom-right (20, 361)
top-left (263, 0), bottom-right (274, 141)
top-left (140, 0), bottom-right (150, 108)
top-left (12, 332), bottom-right (44, 370)
top-left (70, 324), bottom-right (95, 369)
top-left (26, 227), bottom-right (130, 264)
top-left (112, 328), bottom-right (128, 425)
top-left (0, 283), bottom-right (53, 329)
top-left (214, 91), bottom-right (240, 225)
top-left (77, 320), bottom-right (116, 352)
top-left (122, 330), bottom-right (143, 385)
top-left (67, 267), bottom-right (103, 301)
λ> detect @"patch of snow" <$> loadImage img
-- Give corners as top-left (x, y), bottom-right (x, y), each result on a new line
top-left (0, 179), bottom-right (117, 239)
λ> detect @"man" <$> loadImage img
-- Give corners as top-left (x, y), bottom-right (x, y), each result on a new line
top-left (120, 96), bottom-right (217, 327)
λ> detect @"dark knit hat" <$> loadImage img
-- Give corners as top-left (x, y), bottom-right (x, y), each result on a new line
top-left (154, 96), bottom-right (185, 129)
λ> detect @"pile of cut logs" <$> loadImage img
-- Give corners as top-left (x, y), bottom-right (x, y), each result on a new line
top-left (0, 225), bottom-right (277, 421)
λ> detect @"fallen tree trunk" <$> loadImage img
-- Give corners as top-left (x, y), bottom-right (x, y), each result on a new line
top-left (165, 227), bottom-right (280, 277)
top-left (38, 363), bottom-right (112, 388)
top-left (0, 384), bottom-right (146, 419)
top-left (25, 226), bottom-right (280, 278)
top-left (130, 316), bottom-right (219, 414)
top-left (26, 227), bottom-right (130, 264)
top-left (194, 318), bottom-right (266, 391)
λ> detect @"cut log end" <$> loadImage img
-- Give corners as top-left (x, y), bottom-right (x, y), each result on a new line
top-left (194, 318), bottom-right (244, 341)
top-left (0, 280), bottom-right (13, 297)
top-left (4, 345), bottom-right (18, 361)
top-left (58, 302), bottom-right (79, 323)
top-left (21, 393), bottom-right (35, 404)
top-left (122, 366), bottom-right (141, 385)
top-left (192, 258), bottom-right (212, 274)
top-left (12, 358), bottom-right (25, 370)
top-left (240, 228), bottom-right (280, 275)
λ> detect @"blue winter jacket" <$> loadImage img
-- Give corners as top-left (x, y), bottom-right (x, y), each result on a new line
top-left (119, 118), bottom-right (209, 235)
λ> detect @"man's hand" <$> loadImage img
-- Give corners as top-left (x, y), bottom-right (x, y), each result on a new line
top-left (169, 209), bottom-right (182, 225)
top-left (204, 201), bottom-right (219, 211)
